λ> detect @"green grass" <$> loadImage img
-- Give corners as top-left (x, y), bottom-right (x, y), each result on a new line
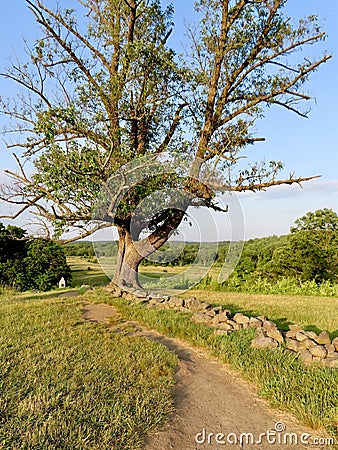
top-left (91, 291), bottom-right (338, 443)
top-left (68, 257), bottom-right (110, 287)
top-left (0, 293), bottom-right (178, 449)
top-left (183, 290), bottom-right (338, 336)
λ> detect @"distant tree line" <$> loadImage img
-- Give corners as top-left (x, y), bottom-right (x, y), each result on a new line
top-left (65, 209), bottom-right (338, 285)
top-left (0, 223), bottom-right (71, 291)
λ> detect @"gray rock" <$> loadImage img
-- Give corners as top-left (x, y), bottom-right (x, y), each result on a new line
top-left (325, 344), bottom-right (336, 355)
top-left (191, 312), bottom-right (208, 324)
top-left (213, 306), bottom-right (223, 314)
top-left (257, 315), bottom-right (267, 322)
top-left (299, 349), bottom-right (313, 365)
top-left (169, 297), bottom-right (184, 308)
top-left (249, 317), bottom-right (263, 328)
top-left (309, 345), bottom-right (327, 359)
top-left (250, 336), bottom-right (278, 349)
top-left (325, 353), bottom-right (338, 368)
top-left (266, 328), bottom-right (284, 345)
top-left (218, 322), bottom-right (234, 331)
top-left (332, 337), bottom-right (338, 352)
top-left (185, 297), bottom-right (200, 309)
top-left (233, 313), bottom-right (250, 324)
top-left (301, 338), bottom-right (316, 350)
top-left (314, 331), bottom-right (331, 345)
top-left (133, 289), bottom-right (148, 298)
top-left (215, 312), bottom-right (230, 323)
top-left (201, 302), bottom-right (212, 311)
top-left (295, 332), bottom-right (308, 342)
top-left (286, 339), bottom-right (304, 353)
top-left (263, 319), bottom-right (277, 330)
top-left (303, 331), bottom-right (318, 340)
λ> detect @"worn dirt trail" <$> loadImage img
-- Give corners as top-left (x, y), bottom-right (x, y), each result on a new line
top-left (82, 303), bottom-right (330, 450)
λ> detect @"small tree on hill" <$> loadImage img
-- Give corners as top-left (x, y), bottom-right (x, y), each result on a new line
top-left (0, 0), bottom-right (330, 289)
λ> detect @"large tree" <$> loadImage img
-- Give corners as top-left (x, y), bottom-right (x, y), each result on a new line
top-left (0, 0), bottom-right (330, 289)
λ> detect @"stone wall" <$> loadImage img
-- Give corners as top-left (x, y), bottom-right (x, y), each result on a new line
top-left (106, 284), bottom-right (338, 369)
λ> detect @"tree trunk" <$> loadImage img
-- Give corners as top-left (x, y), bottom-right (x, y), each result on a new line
top-left (113, 226), bottom-right (143, 289)
top-left (112, 209), bottom-right (186, 289)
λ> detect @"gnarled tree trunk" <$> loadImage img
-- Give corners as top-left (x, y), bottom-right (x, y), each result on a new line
top-left (113, 226), bottom-right (143, 288)
top-left (112, 210), bottom-right (185, 289)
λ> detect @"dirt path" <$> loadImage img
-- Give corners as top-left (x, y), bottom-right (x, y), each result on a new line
top-left (82, 303), bottom-right (330, 450)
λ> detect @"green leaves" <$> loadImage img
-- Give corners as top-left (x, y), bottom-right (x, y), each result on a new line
top-left (0, 223), bottom-right (71, 291)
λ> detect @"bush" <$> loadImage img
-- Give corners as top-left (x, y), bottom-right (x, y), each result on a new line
top-left (0, 222), bottom-right (71, 291)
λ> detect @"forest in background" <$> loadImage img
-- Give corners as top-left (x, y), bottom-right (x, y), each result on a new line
top-left (64, 209), bottom-right (338, 295)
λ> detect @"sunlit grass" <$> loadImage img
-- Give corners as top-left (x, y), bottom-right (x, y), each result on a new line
top-left (94, 291), bottom-right (338, 443)
top-left (0, 294), bottom-right (177, 449)
top-left (183, 290), bottom-right (338, 336)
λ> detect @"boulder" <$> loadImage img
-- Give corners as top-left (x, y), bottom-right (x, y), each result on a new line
top-left (218, 322), bottom-right (234, 331)
top-left (257, 315), bottom-right (267, 322)
top-left (185, 297), bottom-right (203, 310)
top-left (303, 331), bottom-right (318, 340)
top-left (250, 336), bottom-right (278, 349)
top-left (213, 306), bottom-right (223, 314)
top-left (314, 331), bottom-right (331, 346)
top-left (286, 339), bottom-right (304, 353)
top-left (295, 332), bottom-right (308, 342)
top-left (201, 302), bottom-right (212, 311)
top-left (325, 344), bottom-right (336, 355)
top-left (249, 317), bottom-right (263, 328)
top-left (325, 353), bottom-right (338, 369)
top-left (191, 312), bottom-right (208, 324)
top-left (265, 328), bottom-right (284, 345)
top-left (300, 338), bottom-right (316, 350)
top-left (133, 289), bottom-right (148, 298)
top-left (212, 311), bottom-right (230, 324)
top-left (169, 297), bottom-right (185, 308)
top-left (262, 319), bottom-right (277, 330)
top-left (299, 349), bottom-right (313, 365)
top-left (308, 345), bottom-right (327, 359)
top-left (332, 337), bottom-right (338, 352)
top-left (148, 292), bottom-right (164, 299)
top-left (132, 296), bottom-right (149, 305)
top-left (233, 313), bottom-right (250, 324)
top-left (285, 325), bottom-right (303, 339)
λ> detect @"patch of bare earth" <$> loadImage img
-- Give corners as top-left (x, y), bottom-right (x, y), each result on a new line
top-left (82, 303), bottom-right (330, 450)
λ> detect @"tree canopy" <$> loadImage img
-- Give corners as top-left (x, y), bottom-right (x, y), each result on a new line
top-left (0, 0), bottom-right (331, 288)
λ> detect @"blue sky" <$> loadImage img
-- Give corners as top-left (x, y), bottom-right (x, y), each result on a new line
top-left (0, 1), bottom-right (337, 241)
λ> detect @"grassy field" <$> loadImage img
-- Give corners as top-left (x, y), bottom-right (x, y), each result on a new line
top-left (96, 292), bottom-right (338, 443)
top-left (2, 258), bottom-right (336, 447)
top-left (69, 257), bottom-right (338, 335)
top-left (0, 292), bottom-right (177, 449)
